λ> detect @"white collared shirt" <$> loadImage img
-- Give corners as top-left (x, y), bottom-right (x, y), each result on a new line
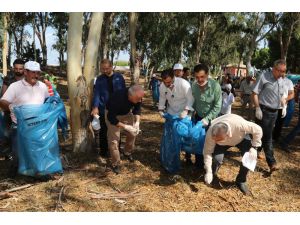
top-left (158, 77), bottom-right (194, 115)
top-left (1, 79), bottom-right (49, 106)
top-left (1, 79), bottom-right (50, 123)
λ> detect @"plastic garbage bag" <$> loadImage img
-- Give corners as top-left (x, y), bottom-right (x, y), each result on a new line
top-left (174, 119), bottom-right (206, 154)
top-left (160, 113), bottom-right (206, 173)
top-left (160, 113), bottom-right (181, 174)
top-left (14, 96), bottom-right (64, 176)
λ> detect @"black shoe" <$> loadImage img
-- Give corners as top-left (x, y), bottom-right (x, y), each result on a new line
top-left (236, 182), bottom-right (250, 195)
top-left (185, 158), bottom-right (193, 166)
top-left (112, 165), bottom-right (120, 174)
top-left (124, 154), bottom-right (134, 162)
top-left (7, 165), bottom-right (18, 178)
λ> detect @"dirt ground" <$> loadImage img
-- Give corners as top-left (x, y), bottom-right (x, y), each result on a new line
top-left (0, 75), bottom-right (299, 212)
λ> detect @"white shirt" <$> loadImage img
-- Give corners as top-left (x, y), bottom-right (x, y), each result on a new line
top-left (221, 92), bottom-right (234, 114)
top-left (1, 79), bottom-right (50, 123)
top-left (158, 77), bottom-right (194, 115)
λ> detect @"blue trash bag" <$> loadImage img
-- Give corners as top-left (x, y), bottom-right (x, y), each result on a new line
top-left (51, 87), bottom-right (68, 140)
top-left (175, 119), bottom-right (206, 154)
top-left (13, 96), bottom-right (64, 176)
top-left (284, 99), bottom-right (295, 127)
top-left (160, 113), bottom-right (182, 174)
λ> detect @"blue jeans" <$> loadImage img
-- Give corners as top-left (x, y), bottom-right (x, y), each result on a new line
top-left (283, 99), bottom-right (295, 127)
top-left (282, 103), bottom-right (300, 147)
top-left (256, 107), bottom-right (278, 167)
top-left (213, 138), bottom-right (252, 183)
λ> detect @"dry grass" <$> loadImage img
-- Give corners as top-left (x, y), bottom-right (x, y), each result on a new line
top-left (0, 75), bottom-right (299, 212)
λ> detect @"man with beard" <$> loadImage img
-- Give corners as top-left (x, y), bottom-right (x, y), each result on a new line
top-left (0, 61), bottom-right (49, 178)
top-left (1, 59), bottom-right (25, 96)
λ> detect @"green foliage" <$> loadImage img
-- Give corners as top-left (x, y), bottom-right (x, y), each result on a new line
top-left (252, 48), bottom-right (272, 69)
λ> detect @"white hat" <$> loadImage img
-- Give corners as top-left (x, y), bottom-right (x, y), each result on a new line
top-left (173, 63), bottom-right (183, 70)
top-left (152, 74), bottom-right (156, 78)
top-left (224, 83), bottom-right (232, 91)
top-left (24, 61), bottom-right (41, 72)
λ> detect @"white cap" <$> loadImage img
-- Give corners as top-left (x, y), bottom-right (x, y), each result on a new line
top-left (24, 61), bottom-right (41, 72)
top-left (224, 83), bottom-right (232, 91)
top-left (173, 63), bottom-right (183, 70)
top-left (152, 74), bottom-right (156, 78)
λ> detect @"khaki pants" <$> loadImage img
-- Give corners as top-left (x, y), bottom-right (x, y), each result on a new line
top-left (105, 111), bottom-right (136, 166)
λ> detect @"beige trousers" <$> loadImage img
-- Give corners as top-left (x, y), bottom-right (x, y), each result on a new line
top-left (105, 111), bottom-right (136, 166)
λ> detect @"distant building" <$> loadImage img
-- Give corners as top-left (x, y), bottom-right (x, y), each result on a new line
top-left (224, 63), bottom-right (247, 77)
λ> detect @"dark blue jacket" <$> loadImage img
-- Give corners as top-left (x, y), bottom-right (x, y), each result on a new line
top-left (92, 73), bottom-right (126, 114)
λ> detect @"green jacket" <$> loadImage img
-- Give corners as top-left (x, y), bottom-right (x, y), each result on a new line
top-left (192, 78), bottom-right (222, 123)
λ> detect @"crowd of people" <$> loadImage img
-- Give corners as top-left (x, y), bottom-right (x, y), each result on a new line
top-left (0, 58), bottom-right (299, 196)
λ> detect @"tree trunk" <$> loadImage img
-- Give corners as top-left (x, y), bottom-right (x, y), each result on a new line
top-left (83, 12), bottom-right (104, 108)
top-left (32, 17), bottom-right (37, 61)
top-left (8, 31), bottom-right (12, 67)
top-left (2, 13), bottom-right (8, 76)
top-left (195, 14), bottom-right (211, 64)
top-left (67, 12), bottom-right (89, 152)
top-left (129, 12), bottom-right (140, 84)
top-left (35, 13), bottom-right (48, 66)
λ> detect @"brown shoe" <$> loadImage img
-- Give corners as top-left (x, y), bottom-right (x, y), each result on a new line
top-left (270, 163), bottom-right (279, 173)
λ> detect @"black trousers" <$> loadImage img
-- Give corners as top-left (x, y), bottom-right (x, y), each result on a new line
top-left (93, 113), bottom-right (109, 155)
top-left (213, 138), bottom-right (252, 183)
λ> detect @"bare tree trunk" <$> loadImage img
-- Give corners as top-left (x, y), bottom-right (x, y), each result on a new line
top-left (129, 12), bottom-right (140, 84)
top-left (8, 31), bottom-right (12, 67)
top-left (67, 12), bottom-right (88, 152)
top-left (83, 12), bottom-right (104, 108)
top-left (32, 17), bottom-right (37, 61)
top-left (35, 12), bottom-right (48, 66)
top-left (195, 13), bottom-right (211, 63)
top-left (2, 13), bottom-right (8, 76)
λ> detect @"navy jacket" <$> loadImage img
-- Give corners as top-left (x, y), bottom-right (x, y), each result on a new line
top-left (92, 73), bottom-right (126, 114)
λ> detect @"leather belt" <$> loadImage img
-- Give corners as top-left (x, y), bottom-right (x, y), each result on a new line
top-left (260, 104), bottom-right (278, 113)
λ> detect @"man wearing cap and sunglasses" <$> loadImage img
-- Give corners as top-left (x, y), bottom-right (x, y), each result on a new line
top-left (0, 61), bottom-right (50, 177)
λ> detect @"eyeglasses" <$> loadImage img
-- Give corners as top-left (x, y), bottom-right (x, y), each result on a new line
top-left (275, 68), bottom-right (286, 73)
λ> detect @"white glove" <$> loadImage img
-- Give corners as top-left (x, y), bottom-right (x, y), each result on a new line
top-left (249, 147), bottom-right (257, 159)
top-left (124, 125), bottom-right (138, 136)
top-left (133, 121), bottom-right (141, 135)
top-left (255, 107), bottom-right (263, 120)
top-left (179, 110), bottom-right (188, 119)
top-left (281, 97), bottom-right (287, 107)
top-left (282, 106), bottom-right (287, 118)
top-left (204, 169), bottom-right (213, 184)
top-left (8, 104), bottom-right (17, 124)
top-left (158, 111), bottom-right (165, 118)
top-left (201, 118), bottom-right (209, 127)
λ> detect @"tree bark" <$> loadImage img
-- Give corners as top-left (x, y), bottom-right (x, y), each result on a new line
top-left (35, 12), bottom-right (48, 66)
top-left (83, 12), bottom-right (104, 107)
top-left (129, 12), bottom-right (140, 84)
top-left (67, 12), bottom-right (88, 152)
top-left (195, 13), bottom-right (211, 63)
top-left (2, 13), bottom-right (8, 76)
